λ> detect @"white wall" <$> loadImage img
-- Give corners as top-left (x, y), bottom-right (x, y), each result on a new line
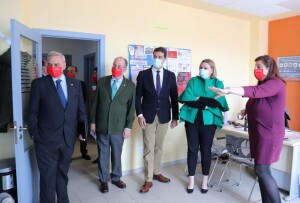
top-left (0, 0), bottom-right (268, 172)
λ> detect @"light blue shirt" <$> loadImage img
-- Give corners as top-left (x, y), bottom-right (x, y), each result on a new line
top-left (152, 67), bottom-right (164, 89)
top-left (111, 76), bottom-right (124, 90)
top-left (111, 76), bottom-right (131, 131)
top-left (52, 74), bottom-right (68, 100)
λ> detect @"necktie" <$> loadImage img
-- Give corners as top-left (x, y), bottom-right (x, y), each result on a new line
top-left (56, 79), bottom-right (67, 109)
top-left (156, 71), bottom-right (161, 96)
top-left (112, 79), bottom-right (118, 99)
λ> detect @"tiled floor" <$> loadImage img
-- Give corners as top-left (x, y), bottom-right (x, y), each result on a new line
top-left (69, 139), bottom-right (300, 203)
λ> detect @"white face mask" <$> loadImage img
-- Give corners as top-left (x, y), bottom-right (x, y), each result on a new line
top-left (199, 69), bottom-right (211, 79)
top-left (153, 58), bottom-right (163, 69)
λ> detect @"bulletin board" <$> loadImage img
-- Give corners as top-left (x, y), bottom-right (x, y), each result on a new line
top-left (277, 56), bottom-right (300, 81)
top-left (128, 44), bottom-right (192, 95)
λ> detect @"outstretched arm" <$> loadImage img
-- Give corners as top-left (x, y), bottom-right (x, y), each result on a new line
top-left (209, 86), bottom-right (244, 98)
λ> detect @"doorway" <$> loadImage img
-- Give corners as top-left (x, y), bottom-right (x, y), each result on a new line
top-left (9, 20), bottom-right (105, 202)
top-left (84, 52), bottom-right (96, 117)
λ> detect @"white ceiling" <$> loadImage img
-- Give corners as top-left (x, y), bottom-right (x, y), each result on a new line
top-left (201, 0), bottom-right (300, 17)
top-left (161, 0), bottom-right (300, 20)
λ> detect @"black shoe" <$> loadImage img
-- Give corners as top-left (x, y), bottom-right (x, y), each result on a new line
top-left (100, 182), bottom-right (109, 193)
top-left (111, 180), bottom-right (126, 189)
top-left (201, 188), bottom-right (208, 193)
top-left (81, 154), bottom-right (91, 160)
top-left (92, 158), bottom-right (99, 164)
top-left (187, 187), bottom-right (194, 194)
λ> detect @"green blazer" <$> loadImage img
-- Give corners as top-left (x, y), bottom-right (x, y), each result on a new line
top-left (178, 76), bottom-right (229, 129)
top-left (90, 75), bottom-right (136, 135)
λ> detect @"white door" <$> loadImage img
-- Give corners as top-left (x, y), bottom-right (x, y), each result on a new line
top-left (11, 19), bottom-right (41, 203)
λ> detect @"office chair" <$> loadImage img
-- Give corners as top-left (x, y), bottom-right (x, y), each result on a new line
top-left (211, 134), bottom-right (258, 202)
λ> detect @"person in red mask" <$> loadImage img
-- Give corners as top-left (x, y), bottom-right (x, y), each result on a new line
top-left (28, 51), bottom-right (87, 203)
top-left (90, 57), bottom-right (135, 193)
top-left (209, 55), bottom-right (286, 203)
top-left (66, 65), bottom-right (91, 161)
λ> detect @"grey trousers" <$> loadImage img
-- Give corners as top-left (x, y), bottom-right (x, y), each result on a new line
top-left (96, 132), bottom-right (124, 182)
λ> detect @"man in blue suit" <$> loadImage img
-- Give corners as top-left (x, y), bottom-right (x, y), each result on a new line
top-left (28, 51), bottom-right (87, 203)
top-left (136, 47), bottom-right (179, 193)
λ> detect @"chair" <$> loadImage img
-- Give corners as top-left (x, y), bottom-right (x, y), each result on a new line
top-left (208, 143), bottom-right (227, 185)
top-left (211, 134), bottom-right (257, 202)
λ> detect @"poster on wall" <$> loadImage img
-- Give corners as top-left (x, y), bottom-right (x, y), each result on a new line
top-left (128, 44), bottom-right (192, 95)
top-left (277, 56), bottom-right (300, 81)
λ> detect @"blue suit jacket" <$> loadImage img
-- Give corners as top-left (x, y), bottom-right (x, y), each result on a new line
top-left (135, 67), bottom-right (179, 124)
top-left (28, 75), bottom-right (87, 147)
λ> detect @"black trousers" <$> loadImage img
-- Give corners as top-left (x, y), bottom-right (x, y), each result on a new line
top-left (80, 140), bottom-right (88, 155)
top-left (35, 137), bottom-right (74, 203)
top-left (185, 121), bottom-right (216, 176)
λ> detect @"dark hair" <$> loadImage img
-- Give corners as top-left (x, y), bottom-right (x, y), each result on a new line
top-left (67, 65), bottom-right (78, 72)
top-left (153, 47), bottom-right (167, 58)
top-left (42, 60), bottom-right (47, 66)
top-left (255, 55), bottom-right (286, 84)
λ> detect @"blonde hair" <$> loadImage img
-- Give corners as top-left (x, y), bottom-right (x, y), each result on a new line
top-left (200, 59), bottom-right (217, 78)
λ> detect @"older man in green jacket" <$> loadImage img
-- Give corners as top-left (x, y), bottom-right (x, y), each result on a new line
top-left (90, 57), bottom-right (135, 193)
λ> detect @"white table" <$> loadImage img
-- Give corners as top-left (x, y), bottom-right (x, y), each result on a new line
top-left (215, 125), bottom-right (300, 201)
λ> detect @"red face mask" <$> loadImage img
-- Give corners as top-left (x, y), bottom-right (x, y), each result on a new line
top-left (92, 73), bottom-right (97, 83)
top-left (47, 66), bottom-right (63, 78)
top-left (66, 72), bottom-right (75, 78)
top-left (112, 67), bottom-right (123, 78)
top-left (254, 68), bottom-right (266, 81)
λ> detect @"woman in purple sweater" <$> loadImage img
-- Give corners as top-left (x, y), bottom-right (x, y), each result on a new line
top-left (210, 55), bottom-right (286, 203)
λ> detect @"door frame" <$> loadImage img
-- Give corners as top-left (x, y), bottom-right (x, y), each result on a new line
top-left (83, 52), bottom-right (96, 119)
top-left (33, 29), bottom-right (105, 78)
top-left (11, 19), bottom-right (42, 203)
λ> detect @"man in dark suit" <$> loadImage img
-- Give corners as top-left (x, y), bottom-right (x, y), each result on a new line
top-left (66, 65), bottom-right (91, 160)
top-left (90, 57), bottom-right (135, 193)
top-left (28, 51), bottom-right (87, 203)
top-left (136, 47), bottom-right (179, 193)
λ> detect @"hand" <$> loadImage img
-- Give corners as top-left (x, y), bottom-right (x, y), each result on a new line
top-left (209, 86), bottom-right (229, 98)
top-left (239, 109), bottom-right (246, 117)
top-left (90, 123), bottom-right (96, 133)
top-left (79, 134), bottom-right (86, 141)
top-left (170, 120), bottom-right (178, 129)
top-left (138, 116), bottom-right (147, 129)
top-left (236, 109), bottom-right (246, 120)
top-left (122, 129), bottom-right (131, 139)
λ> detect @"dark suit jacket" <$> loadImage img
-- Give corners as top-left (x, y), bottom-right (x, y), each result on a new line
top-left (28, 75), bottom-right (87, 147)
top-left (90, 75), bottom-right (135, 135)
top-left (135, 68), bottom-right (179, 124)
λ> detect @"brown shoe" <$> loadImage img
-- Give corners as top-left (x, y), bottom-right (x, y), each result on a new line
top-left (140, 181), bottom-right (153, 193)
top-left (153, 174), bottom-right (170, 183)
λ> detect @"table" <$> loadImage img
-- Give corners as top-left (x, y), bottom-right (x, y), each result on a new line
top-left (215, 125), bottom-right (300, 201)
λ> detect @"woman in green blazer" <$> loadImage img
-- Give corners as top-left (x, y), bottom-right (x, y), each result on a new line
top-left (178, 59), bottom-right (229, 194)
